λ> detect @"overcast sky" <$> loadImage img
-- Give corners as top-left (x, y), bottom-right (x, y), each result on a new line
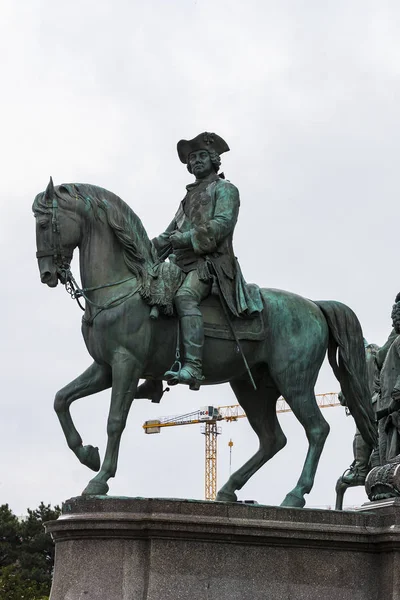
top-left (1, 0), bottom-right (399, 515)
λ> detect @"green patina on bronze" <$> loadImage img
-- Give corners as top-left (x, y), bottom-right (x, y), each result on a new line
top-left (32, 133), bottom-right (377, 506)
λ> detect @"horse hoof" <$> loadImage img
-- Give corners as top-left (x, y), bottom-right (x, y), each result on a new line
top-left (81, 480), bottom-right (109, 496)
top-left (78, 445), bottom-right (100, 472)
top-left (280, 492), bottom-right (306, 508)
top-left (216, 490), bottom-right (238, 502)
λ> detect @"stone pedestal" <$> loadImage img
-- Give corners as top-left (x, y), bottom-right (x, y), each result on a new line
top-left (46, 496), bottom-right (400, 600)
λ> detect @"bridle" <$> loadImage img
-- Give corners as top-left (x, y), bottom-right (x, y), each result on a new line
top-left (36, 185), bottom-right (139, 324)
top-left (35, 193), bottom-right (73, 283)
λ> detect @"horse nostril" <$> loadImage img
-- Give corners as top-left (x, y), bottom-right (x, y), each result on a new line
top-left (41, 271), bottom-right (52, 283)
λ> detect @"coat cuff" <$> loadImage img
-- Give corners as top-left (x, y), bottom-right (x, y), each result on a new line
top-left (181, 231), bottom-right (192, 247)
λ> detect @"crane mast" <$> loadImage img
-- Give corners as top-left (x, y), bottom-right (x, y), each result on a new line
top-left (202, 421), bottom-right (220, 502)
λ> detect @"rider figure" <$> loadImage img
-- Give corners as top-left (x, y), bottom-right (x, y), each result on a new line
top-left (152, 132), bottom-right (261, 390)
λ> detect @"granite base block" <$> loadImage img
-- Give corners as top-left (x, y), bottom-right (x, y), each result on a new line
top-left (46, 497), bottom-right (400, 600)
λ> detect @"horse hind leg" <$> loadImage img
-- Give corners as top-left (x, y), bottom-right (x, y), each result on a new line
top-left (216, 372), bottom-right (286, 502)
top-left (54, 361), bottom-right (112, 472)
top-left (335, 476), bottom-right (350, 510)
top-left (279, 384), bottom-right (330, 508)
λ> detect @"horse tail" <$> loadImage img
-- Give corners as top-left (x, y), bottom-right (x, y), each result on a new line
top-left (314, 300), bottom-right (378, 449)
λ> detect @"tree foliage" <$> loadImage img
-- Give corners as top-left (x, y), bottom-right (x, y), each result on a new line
top-left (0, 502), bottom-right (60, 600)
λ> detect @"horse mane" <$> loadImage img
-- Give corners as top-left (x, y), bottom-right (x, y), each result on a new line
top-left (34, 183), bottom-right (159, 280)
top-left (32, 190), bottom-right (52, 215)
top-left (33, 182), bottom-right (184, 315)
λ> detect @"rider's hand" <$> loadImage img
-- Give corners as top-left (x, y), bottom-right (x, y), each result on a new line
top-left (169, 231), bottom-right (189, 249)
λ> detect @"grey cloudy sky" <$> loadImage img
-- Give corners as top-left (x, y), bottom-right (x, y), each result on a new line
top-left (1, 0), bottom-right (399, 514)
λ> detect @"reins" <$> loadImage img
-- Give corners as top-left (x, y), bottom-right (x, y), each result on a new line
top-left (61, 266), bottom-right (140, 325)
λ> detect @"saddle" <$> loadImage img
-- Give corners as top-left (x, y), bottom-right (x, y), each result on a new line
top-left (145, 261), bottom-right (264, 341)
top-left (201, 294), bottom-right (265, 341)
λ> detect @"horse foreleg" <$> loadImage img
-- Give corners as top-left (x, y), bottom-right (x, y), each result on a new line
top-left (54, 361), bottom-right (112, 471)
top-left (82, 357), bottom-right (139, 496)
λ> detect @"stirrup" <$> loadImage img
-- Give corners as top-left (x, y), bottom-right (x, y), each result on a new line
top-left (164, 359), bottom-right (182, 387)
top-left (164, 363), bottom-right (204, 390)
top-left (341, 466), bottom-right (368, 486)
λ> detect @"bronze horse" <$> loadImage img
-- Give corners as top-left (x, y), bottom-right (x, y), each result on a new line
top-left (33, 179), bottom-right (377, 505)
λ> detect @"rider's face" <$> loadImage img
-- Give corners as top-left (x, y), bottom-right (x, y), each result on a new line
top-left (188, 150), bottom-right (214, 179)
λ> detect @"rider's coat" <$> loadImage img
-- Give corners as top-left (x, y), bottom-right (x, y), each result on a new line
top-left (152, 172), bottom-right (262, 317)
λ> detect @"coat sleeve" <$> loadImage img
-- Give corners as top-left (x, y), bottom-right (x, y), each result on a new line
top-left (191, 181), bottom-right (240, 255)
top-left (376, 329), bottom-right (398, 369)
top-left (152, 219), bottom-right (176, 261)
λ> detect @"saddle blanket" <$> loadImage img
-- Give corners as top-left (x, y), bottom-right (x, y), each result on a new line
top-left (201, 295), bottom-right (265, 341)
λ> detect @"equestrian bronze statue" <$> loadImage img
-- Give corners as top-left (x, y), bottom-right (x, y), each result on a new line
top-left (33, 132), bottom-right (377, 505)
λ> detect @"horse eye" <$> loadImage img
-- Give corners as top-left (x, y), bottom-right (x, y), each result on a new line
top-left (39, 220), bottom-right (49, 230)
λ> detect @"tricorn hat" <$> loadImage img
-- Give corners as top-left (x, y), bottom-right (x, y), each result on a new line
top-left (177, 132), bottom-right (230, 164)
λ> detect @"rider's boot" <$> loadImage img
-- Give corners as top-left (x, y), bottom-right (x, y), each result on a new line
top-left (164, 297), bottom-right (205, 390)
top-left (177, 313), bottom-right (205, 390)
top-left (342, 431), bottom-right (371, 485)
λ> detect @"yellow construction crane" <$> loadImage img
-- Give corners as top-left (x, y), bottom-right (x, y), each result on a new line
top-left (143, 393), bottom-right (341, 501)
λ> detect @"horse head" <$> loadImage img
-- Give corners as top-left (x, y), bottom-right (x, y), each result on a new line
top-left (33, 178), bottom-right (82, 287)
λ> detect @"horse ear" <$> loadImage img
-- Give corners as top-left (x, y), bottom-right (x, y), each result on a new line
top-left (45, 176), bottom-right (55, 203)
